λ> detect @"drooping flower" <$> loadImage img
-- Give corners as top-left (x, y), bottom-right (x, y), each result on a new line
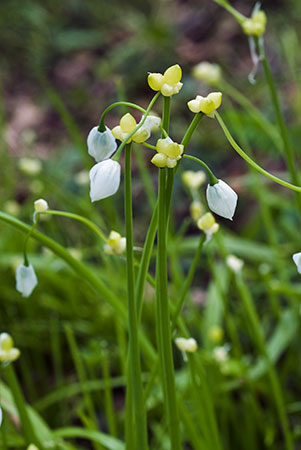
top-left (206, 180), bottom-right (238, 220)
top-left (0, 333), bottom-right (20, 363)
top-left (292, 252), bottom-right (301, 274)
top-left (16, 264), bottom-right (38, 298)
top-left (175, 337), bottom-right (198, 353)
top-left (182, 170), bottom-right (206, 190)
top-left (226, 255), bottom-right (244, 273)
top-left (112, 113), bottom-right (160, 144)
top-left (151, 137), bottom-right (184, 168)
top-left (192, 62), bottom-right (222, 85)
top-left (187, 92), bottom-right (222, 118)
top-left (34, 198), bottom-right (48, 212)
top-left (104, 231), bottom-right (126, 255)
top-left (242, 10), bottom-right (267, 37)
top-left (89, 159), bottom-right (121, 202)
top-left (197, 212), bottom-right (219, 243)
top-left (148, 64), bottom-right (183, 97)
top-left (87, 126), bottom-right (117, 163)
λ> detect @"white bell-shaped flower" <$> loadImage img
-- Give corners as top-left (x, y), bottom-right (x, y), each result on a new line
top-left (87, 126), bottom-right (117, 163)
top-left (34, 198), bottom-right (48, 212)
top-left (206, 180), bottom-right (238, 220)
top-left (89, 159), bottom-right (121, 202)
top-left (292, 252), bottom-right (301, 274)
top-left (16, 264), bottom-right (38, 297)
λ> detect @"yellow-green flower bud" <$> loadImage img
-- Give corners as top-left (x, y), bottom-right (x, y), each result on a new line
top-left (190, 201), bottom-right (204, 222)
top-left (192, 62), bottom-right (222, 85)
top-left (0, 333), bottom-right (21, 363)
top-left (187, 92), bottom-right (222, 117)
top-left (148, 64), bottom-right (183, 97)
top-left (197, 212), bottom-right (216, 231)
top-left (242, 10), bottom-right (267, 37)
top-left (105, 231), bottom-right (126, 255)
top-left (182, 170), bottom-right (206, 189)
top-left (208, 325), bottom-right (224, 344)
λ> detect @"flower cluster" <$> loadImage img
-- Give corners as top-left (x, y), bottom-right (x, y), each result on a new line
top-left (151, 138), bottom-right (184, 168)
top-left (188, 92), bottom-right (222, 118)
top-left (197, 212), bottom-right (219, 243)
top-left (192, 62), bottom-right (222, 86)
top-left (242, 10), bottom-right (267, 37)
top-left (148, 64), bottom-right (183, 97)
top-left (112, 113), bottom-right (160, 144)
top-left (175, 337), bottom-right (198, 353)
top-left (104, 231), bottom-right (126, 255)
top-left (0, 333), bottom-right (20, 364)
top-left (182, 170), bottom-right (206, 190)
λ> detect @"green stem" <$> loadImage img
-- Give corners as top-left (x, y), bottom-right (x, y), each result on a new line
top-left (212, 0), bottom-right (245, 23)
top-left (181, 113), bottom-right (204, 149)
top-left (215, 112), bottom-right (301, 192)
top-left (5, 364), bottom-right (43, 448)
top-left (124, 143), bottom-right (148, 450)
top-left (156, 168), bottom-right (181, 450)
top-left (100, 350), bottom-right (117, 437)
top-left (98, 102), bottom-right (146, 131)
top-left (256, 37), bottom-right (300, 193)
top-left (43, 210), bottom-right (107, 242)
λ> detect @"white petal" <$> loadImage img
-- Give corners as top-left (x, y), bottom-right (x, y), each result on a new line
top-left (292, 252), bottom-right (301, 274)
top-left (206, 180), bottom-right (238, 220)
top-left (87, 126), bottom-right (117, 163)
top-left (142, 115), bottom-right (161, 133)
top-left (16, 264), bottom-right (38, 297)
top-left (89, 160), bottom-right (121, 202)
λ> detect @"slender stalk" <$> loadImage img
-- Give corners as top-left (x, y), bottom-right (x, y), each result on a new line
top-left (216, 112), bottom-right (301, 192)
top-left (5, 364), bottom-right (43, 448)
top-left (100, 350), bottom-right (117, 437)
top-left (256, 37), bottom-right (301, 206)
top-left (124, 143), bottom-right (148, 450)
top-left (183, 155), bottom-right (218, 185)
top-left (156, 167), bottom-right (181, 449)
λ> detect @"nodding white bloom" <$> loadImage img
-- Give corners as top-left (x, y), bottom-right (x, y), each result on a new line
top-left (148, 64), bottom-right (183, 97)
top-left (197, 212), bottom-right (219, 243)
top-left (187, 92), bottom-right (222, 118)
top-left (242, 10), bottom-right (267, 37)
top-left (182, 170), bottom-right (206, 190)
top-left (18, 158), bottom-right (42, 175)
top-left (292, 252), bottom-right (301, 274)
top-left (87, 126), bottom-right (117, 163)
top-left (226, 255), bottom-right (244, 273)
top-left (190, 201), bottom-right (204, 222)
top-left (89, 159), bottom-right (121, 202)
top-left (208, 325), bottom-right (224, 344)
top-left (112, 113), bottom-right (160, 144)
top-left (16, 264), bottom-right (38, 298)
top-left (0, 333), bottom-right (21, 363)
top-left (151, 137), bottom-right (184, 169)
top-left (213, 345), bottom-right (229, 363)
top-left (192, 62), bottom-right (222, 85)
top-left (34, 198), bottom-right (48, 212)
top-left (175, 337), bottom-right (198, 353)
top-left (206, 180), bottom-right (238, 220)
top-left (104, 231), bottom-right (126, 255)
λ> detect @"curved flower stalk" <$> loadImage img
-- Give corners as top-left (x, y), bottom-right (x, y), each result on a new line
top-left (206, 179), bottom-right (238, 220)
top-left (188, 92), bottom-right (222, 118)
top-left (148, 64), bottom-right (183, 97)
top-left (15, 264), bottom-right (38, 298)
top-left (112, 112), bottom-right (160, 144)
top-left (151, 137), bottom-right (184, 168)
top-left (0, 333), bottom-right (20, 363)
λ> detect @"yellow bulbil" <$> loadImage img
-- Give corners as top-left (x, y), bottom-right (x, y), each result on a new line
top-left (208, 325), bottom-right (224, 344)
top-left (151, 138), bottom-right (183, 168)
top-left (197, 212), bottom-right (216, 231)
top-left (192, 62), bottom-right (222, 85)
top-left (187, 92), bottom-right (222, 117)
top-left (242, 10), bottom-right (267, 37)
top-left (0, 333), bottom-right (21, 363)
top-left (148, 64), bottom-right (183, 97)
top-left (120, 113), bottom-right (137, 133)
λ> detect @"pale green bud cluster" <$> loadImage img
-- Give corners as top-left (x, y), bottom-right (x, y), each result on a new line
top-left (0, 333), bottom-right (20, 363)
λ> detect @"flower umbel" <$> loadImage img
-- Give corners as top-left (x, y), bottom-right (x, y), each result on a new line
top-left (0, 333), bottom-right (20, 363)
top-left (16, 264), bottom-right (38, 297)
top-left (112, 113), bottom-right (160, 144)
top-left (206, 180), bottom-right (238, 220)
top-left (151, 137), bottom-right (184, 168)
top-left (242, 10), bottom-right (267, 37)
top-left (188, 92), bottom-right (222, 118)
top-left (104, 231), bottom-right (126, 255)
top-left (192, 62), bottom-right (222, 86)
top-left (148, 64), bottom-right (183, 97)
